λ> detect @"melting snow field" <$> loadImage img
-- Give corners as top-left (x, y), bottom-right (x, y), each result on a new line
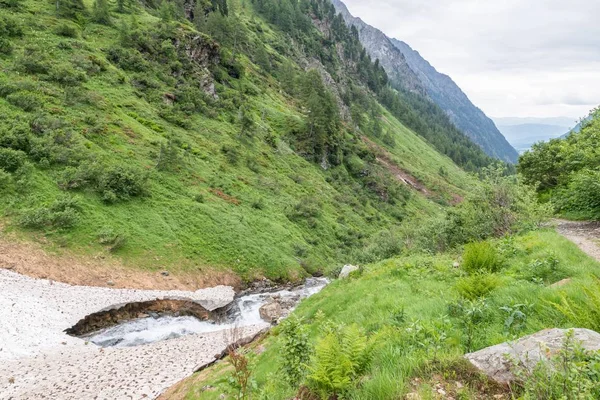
top-left (86, 277), bottom-right (328, 348)
top-left (0, 269), bottom-right (326, 399)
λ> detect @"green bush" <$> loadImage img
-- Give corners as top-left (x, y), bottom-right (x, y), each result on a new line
top-left (60, 162), bottom-right (149, 202)
top-left (6, 91), bottom-right (42, 111)
top-left (462, 242), bottom-right (503, 274)
top-left (0, 38), bottom-right (13, 55)
top-left (54, 23), bottom-right (79, 38)
top-left (455, 273), bottom-right (501, 300)
top-left (19, 197), bottom-right (81, 229)
top-left (55, 0), bottom-right (86, 19)
top-left (554, 169), bottom-right (600, 219)
top-left (47, 64), bottom-right (87, 86)
top-left (279, 315), bottom-right (310, 387)
top-left (97, 165), bottom-right (148, 202)
top-left (0, 148), bottom-right (26, 172)
top-left (0, 16), bottom-right (23, 38)
top-left (521, 256), bottom-right (565, 284)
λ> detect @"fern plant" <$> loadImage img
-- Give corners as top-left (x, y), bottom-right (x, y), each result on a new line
top-left (549, 279), bottom-right (600, 331)
top-left (306, 324), bottom-right (371, 399)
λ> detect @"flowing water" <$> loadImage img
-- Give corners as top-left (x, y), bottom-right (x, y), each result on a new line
top-left (85, 277), bottom-right (328, 347)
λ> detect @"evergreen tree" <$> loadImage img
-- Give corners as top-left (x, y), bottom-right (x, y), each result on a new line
top-left (55, 0), bottom-right (85, 19)
top-left (92, 0), bottom-right (111, 25)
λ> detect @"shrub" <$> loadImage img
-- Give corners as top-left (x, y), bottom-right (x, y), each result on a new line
top-left (19, 197), bottom-right (81, 229)
top-left (0, 148), bottom-right (26, 172)
top-left (16, 51), bottom-right (50, 74)
top-left (455, 273), bottom-right (501, 300)
top-left (554, 169), bottom-right (600, 219)
top-left (47, 64), bottom-right (87, 86)
top-left (0, 16), bottom-right (23, 38)
top-left (462, 242), bottom-right (503, 274)
top-left (521, 256), bottom-right (565, 284)
top-left (0, 168), bottom-right (12, 188)
top-left (56, 0), bottom-right (86, 19)
top-left (221, 144), bottom-right (240, 165)
top-left (306, 324), bottom-right (371, 399)
top-left (54, 24), bottom-right (79, 38)
top-left (0, 0), bottom-right (23, 9)
top-left (60, 162), bottom-right (149, 202)
top-left (0, 38), bottom-right (13, 55)
top-left (6, 91), bottom-right (42, 111)
top-left (279, 315), bottom-right (310, 387)
top-left (97, 227), bottom-right (127, 252)
top-left (286, 197), bottom-right (322, 222)
top-left (96, 165), bottom-right (148, 203)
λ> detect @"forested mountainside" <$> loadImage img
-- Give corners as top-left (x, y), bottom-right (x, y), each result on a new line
top-left (330, 0), bottom-right (519, 164)
top-left (519, 107), bottom-right (600, 219)
top-left (0, 0), bottom-right (499, 281)
top-left (391, 39), bottom-right (519, 163)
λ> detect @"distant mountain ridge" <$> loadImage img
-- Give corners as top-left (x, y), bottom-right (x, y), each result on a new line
top-left (331, 0), bottom-right (519, 163)
top-left (495, 123), bottom-right (571, 153)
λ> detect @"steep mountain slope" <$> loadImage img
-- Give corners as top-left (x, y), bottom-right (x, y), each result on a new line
top-left (0, 0), bottom-right (479, 282)
top-left (331, 0), bottom-right (518, 164)
top-left (391, 40), bottom-right (519, 163)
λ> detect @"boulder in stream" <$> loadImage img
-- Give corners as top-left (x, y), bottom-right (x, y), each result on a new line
top-left (259, 300), bottom-right (283, 323)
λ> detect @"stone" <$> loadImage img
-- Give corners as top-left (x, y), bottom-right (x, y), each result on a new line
top-left (160, 271), bottom-right (169, 277)
top-left (339, 264), bottom-right (359, 279)
top-left (550, 278), bottom-right (572, 288)
top-left (194, 285), bottom-right (235, 311)
top-left (465, 328), bottom-right (600, 384)
top-left (259, 300), bottom-right (283, 323)
top-left (106, 281), bottom-right (115, 287)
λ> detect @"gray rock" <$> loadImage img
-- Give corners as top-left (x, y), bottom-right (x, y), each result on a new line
top-left (259, 301), bottom-right (283, 323)
top-left (465, 328), bottom-right (600, 384)
top-left (339, 264), bottom-right (359, 279)
top-left (194, 285), bottom-right (235, 311)
top-left (550, 278), bottom-right (572, 288)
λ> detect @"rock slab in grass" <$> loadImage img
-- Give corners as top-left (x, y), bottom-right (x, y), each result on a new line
top-left (465, 328), bottom-right (600, 384)
top-left (339, 264), bottom-right (359, 278)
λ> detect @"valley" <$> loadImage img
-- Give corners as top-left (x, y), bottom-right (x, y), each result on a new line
top-left (0, 0), bottom-right (599, 399)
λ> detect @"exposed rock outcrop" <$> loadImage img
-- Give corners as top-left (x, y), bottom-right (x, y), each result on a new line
top-left (465, 328), bottom-right (600, 384)
top-left (339, 264), bottom-right (359, 278)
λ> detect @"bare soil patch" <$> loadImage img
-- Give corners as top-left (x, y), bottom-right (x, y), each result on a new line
top-left (0, 228), bottom-right (240, 291)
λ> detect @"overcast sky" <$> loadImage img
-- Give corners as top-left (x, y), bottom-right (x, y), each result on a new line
top-left (342, 0), bottom-right (600, 120)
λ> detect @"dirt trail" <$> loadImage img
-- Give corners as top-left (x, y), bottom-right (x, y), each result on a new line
top-left (554, 219), bottom-right (600, 262)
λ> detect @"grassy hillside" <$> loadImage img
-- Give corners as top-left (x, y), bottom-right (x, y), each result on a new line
top-left (177, 229), bottom-right (600, 399)
top-left (0, 0), bottom-right (478, 281)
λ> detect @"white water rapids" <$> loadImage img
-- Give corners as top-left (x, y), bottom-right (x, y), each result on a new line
top-left (85, 277), bottom-right (328, 347)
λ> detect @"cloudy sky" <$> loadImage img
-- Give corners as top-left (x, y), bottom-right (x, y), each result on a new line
top-left (342, 0), bottom-right (600, 120)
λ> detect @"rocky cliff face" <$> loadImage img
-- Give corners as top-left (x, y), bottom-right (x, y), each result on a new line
top-left (331, 0), bottom-right (519, 163)
top-left (329, 0), bottom-right (424, 96)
